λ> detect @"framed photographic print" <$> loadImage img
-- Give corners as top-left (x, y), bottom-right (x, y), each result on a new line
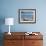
top-left (18, 9), bottom-right (36, 24)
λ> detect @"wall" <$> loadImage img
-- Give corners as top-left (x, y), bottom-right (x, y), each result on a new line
top-left (0, 0), bottom-right (46, 32)
top-left (0, 0), bottom-right (46, 46)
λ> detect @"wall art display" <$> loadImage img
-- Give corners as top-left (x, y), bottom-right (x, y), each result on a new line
top-left (18, 9), bottom-right (36, 24)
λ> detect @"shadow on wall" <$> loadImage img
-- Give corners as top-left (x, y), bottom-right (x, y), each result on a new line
top-left (0, 15), bottom-right (5, 31)
top-left (0, 33), bottom-right (4, 46)
top-left (0, 16), bottom-right (5, 46)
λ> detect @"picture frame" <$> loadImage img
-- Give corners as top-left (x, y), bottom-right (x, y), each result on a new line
top-left (18, 9), bottom-right (36, 24)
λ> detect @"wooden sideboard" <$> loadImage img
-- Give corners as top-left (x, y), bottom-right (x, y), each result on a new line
top-left (4, 32), bottom-right (43, 46)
